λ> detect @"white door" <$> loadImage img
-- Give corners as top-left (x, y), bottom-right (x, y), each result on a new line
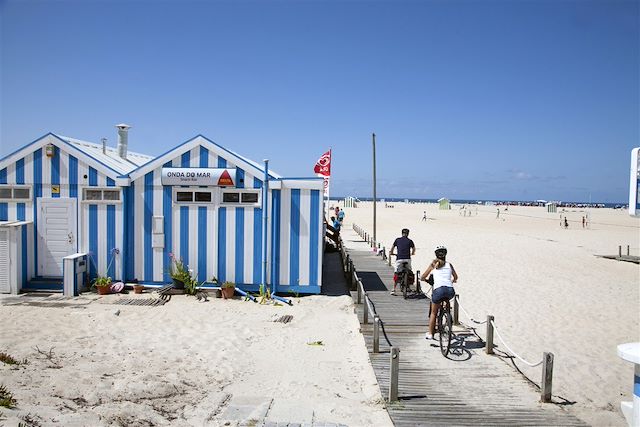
top-left (0, 229), bottom-right (10, 292)
top-left (37, 198), bottom-right (77, 277)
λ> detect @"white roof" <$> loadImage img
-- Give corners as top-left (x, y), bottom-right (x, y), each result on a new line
top-left (56, 135), bottom-right (153, 175)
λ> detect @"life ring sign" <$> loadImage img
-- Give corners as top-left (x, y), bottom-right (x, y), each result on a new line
top-left (161, 167), bottom-right (236, 187)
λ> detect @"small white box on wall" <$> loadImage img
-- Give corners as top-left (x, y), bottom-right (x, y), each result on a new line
top-left (152, 233), bottom-right (164, 248)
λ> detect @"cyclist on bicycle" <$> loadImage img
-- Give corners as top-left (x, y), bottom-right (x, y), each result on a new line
top-left (420, 245), bottom-right (458, 339)
top-left (389, 228), bottom-right (415, 295)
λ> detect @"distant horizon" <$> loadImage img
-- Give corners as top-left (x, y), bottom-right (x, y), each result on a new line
top-left (330, 195), bottom-right (628, 206)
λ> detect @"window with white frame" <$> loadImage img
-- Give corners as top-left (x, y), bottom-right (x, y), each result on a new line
top-left (221, 189), bottom-right (261, 207)
top-left (173, 188), bottom-right (215, 204)
top-left (0, 185), bottom-right (32, 202)
top-left (82, 187), bottom-right (121, 203)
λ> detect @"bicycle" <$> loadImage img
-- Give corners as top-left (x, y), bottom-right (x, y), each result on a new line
top-left (424, 276), bottom-right (454, 357)
top-left (392, 257), bottom-right (413, 299)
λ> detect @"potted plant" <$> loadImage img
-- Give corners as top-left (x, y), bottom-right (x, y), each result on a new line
top-left (133, 284), bottom-right (145, 294)
top-left (221, 281), bottom-right (235, 299)
top-left (168, 253), bottom-right (190, 289)
top-left (92, 276), bottom-right (112, 295)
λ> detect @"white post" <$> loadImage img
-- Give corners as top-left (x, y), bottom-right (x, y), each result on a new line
top-left (617, 342), bottom-right (640, 427)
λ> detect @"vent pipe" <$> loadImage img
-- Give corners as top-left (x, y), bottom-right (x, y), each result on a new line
top-left (101, 138), bottom-right (107, 154)
top-left (116, 123), bottom-right (131, 159)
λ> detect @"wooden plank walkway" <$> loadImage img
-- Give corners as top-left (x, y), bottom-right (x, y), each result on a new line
top-left (342, 228), bottom-right (587, 426)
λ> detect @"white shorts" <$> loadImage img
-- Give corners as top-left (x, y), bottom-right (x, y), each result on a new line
top-left (395, 259), bottom-right (412, 272)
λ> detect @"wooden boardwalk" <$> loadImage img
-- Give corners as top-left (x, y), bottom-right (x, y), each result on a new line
top-left (342, 229), bottom-right (587, 426)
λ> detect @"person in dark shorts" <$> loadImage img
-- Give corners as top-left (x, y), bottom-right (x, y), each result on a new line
top-left (389, 228), bottom-right (416, 295)
top-left (420, 245), bottom-right (458, 340)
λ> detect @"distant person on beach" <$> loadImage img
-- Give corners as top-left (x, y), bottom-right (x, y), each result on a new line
top-left (335, 206), bottom-right (340, 217)
top-left (389, 228), bottom-right (415, 295)
top-left (582, 216), bottom-right (585, 228)
top-left (420, 245), bottom-right (458, 340)
top-left (564, 217), bottom-right (569, 229)
top-left (338, 209), bottom-right (345, 223)
top-left (422, 211), bottom-right (427, 221)
top-left (496, 208), bottom-right (500, 219)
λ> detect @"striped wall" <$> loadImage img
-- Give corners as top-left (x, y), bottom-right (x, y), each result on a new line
top-left (128, 144), bottom-right (324, 291)
top-left (0, 142), bottom-right (123, 280)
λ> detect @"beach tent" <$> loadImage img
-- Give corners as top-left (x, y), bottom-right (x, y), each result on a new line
top-left (546, 202), bottom-right (557, 213)
top-left (0, 128), bottom-right (324, 295)
top-left (438, 197), bottom-right (450, 210)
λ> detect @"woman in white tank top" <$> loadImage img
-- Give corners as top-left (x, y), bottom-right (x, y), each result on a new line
top-left (420, 245), bottom-right (458, 340)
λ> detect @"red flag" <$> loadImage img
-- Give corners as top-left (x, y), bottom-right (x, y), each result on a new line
top-left (314, 150), bottom-right (331, 177)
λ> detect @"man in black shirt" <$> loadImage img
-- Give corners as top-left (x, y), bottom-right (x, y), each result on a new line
top-left (389, 228), bottom-right (416, 295)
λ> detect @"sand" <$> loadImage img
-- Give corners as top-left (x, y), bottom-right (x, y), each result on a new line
top-left (339, 201), bottom-right (639, 426)
top-left (0, 294), bottom-right (393, 426)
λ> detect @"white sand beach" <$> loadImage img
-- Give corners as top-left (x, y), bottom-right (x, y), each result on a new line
top-left (340, 201), bottom-right (639, 426)
top-left (0, 294), bottom-right (392, 426)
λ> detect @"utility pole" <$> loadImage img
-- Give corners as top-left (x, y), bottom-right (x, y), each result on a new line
top-left (372, 133), bottom-right (377, 246)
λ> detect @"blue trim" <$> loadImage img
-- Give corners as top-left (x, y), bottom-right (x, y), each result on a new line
top-left (51, 146), bottom-right (60, 198)
top-left (235, 207), bottom-right (244, 284)
top-left (289, 189), bottom-right (300, 286)
top-left (144, 172), bottom-right (154, 281)
top-left (253, 177), bottom-right (263, 284)
top-left (89, 204), bottom-right (98, 279)
top-left (218, 157), bottom-right (227, 168)
top-left (16, 158), bottom-right (24, 184)
top-left (163, 161), bottom-right (173, 282)
top-left (634, 375), bottom-right (640, 397)
top-left (200, 146), bottom-right (209, 168)
top-left (181, 151), bottom-right (190, 167)
top-left (310, 189), bottom-right (320, 286)
top-left (218, 207), bottom-right (226, 282)
top-left (198, 206), bottom-right (207, 281)
top-left (0, 133), bottom-right (53, 165)
top-left (107, 205), bottom-right (116, 279)
top-left (33, 149), bottom-right (41, 274)
top-left (124, 184), bottom-right (135, 280)
top-left (180, 206), bottom-right (189, 266)
top-left (236, 167), bottom-right (245, 189)
top-left (0, 168), bottom-right (6, 220)
top-left (106, 177), bottom-right (115, 187)
top-left (270, 190), bottom-right (281, 286)
top-left (89, 167), bottom-right (97, 186)
top-left (272, 177), bottom-right (324, 181)
top-left (17, 203), bottom-right (27, 285)
top-left (68, 155), bottom-right (78, 197)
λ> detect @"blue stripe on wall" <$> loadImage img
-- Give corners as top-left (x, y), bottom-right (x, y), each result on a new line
top-left (16, 159), bottom-right (24, 184)
top-left (68, 155), bottom-right (78, 197)
top-left (236, 168), bottom-right (244, 189)
top-left (89, 205), bottom-right (98, 279)
top-left (0, 168), bottom-right (6, 220)
top-left (270, 190), bottom-right (281, 286)
top-left (107, 205), bottom-right (116, 278)
top-left (163, 162), bottom-right (173, 282)
top-left (235, 207), bottom-right (244, 284)
top-left (17, 203), bottom-right (27, 284)
top-left (51, 146), bottom-right (60, 198)
top-left (198, 207), bottom-right (207, 281)
top-left (144, 172), bottom-right (154, 281)
top-left (218, 207), bottom-right (226, 282)
top-left (180, 206), bottom-right (189, 266)
top-left (309, 190), bottom-right (320, 285)
top-left (106, 177), bottom-right (115, 187)
top-left (253, 177), bottom-right (263, 284)
top-left (182, 151), bottom-right (190, 167)
top-left (200, 146), bottom-right (209, 168)
top-left (89, 167), bottom-right (97, 186)
top-left (124, 184), bottom-right (135, 280)
top-left (218, 157), bottom-right (227, 168)
top-left (33, 149), bottom-right (41, 274)
top-left (289, 189), bottom-right (300, 286)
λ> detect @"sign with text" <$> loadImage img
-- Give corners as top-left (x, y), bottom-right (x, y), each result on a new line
top-left (161, 168), bottom-right (236, 187)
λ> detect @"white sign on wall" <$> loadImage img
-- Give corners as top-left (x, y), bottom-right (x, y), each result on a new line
top-left (161, 168), bottom-right (236, 186)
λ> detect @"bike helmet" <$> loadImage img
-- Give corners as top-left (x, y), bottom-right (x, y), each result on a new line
top-left (434, 245), bottom-right (447, 252)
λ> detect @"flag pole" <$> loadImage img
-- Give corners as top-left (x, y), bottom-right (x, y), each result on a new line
top-left (372, 133), bottom-right (377, 246)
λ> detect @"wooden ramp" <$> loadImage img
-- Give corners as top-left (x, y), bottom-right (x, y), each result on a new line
top-left (343, 231), bottom-right (586, 426)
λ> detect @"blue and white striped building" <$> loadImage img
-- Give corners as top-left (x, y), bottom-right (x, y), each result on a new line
top-left (0, 127), bottom-right (324, 295)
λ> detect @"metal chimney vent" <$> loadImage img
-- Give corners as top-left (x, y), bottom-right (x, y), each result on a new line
top-left (115, 123), bottom-right (131, 159)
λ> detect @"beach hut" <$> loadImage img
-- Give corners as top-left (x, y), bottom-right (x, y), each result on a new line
top-left (438, 197), bottom-right (450, 210)
top-left (0, 127), bottom-right (324, 295)
top-left (344, 196), bottom-right (358, 208)
top-left (546, 202), bottom-right (557, 213)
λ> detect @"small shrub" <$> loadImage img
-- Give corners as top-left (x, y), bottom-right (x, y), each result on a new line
top-left (221, 281), bottom-right (235, 289)
top-left (0, 385), bottom-right (17, 409)
top-left (0, 352), bottom-right (27, 366)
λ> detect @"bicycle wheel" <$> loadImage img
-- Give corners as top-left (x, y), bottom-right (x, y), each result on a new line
top-left (438, 308), bottom-right (453, 357)
top-left (402, 273), bottom-right (408, 299)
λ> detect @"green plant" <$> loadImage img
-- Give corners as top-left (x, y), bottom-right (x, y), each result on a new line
top-left (0, 352), bottom-right (27, 366)
top-left (168, 253), bottom-right (191, 283)
top-left (91, 276), bottom-right (112, 288)
top-left (221, 281), bottom-right (235, 289)
top-left (0, 385), bottom-right (16, 409)
top-left (184, 276), bottom-right (206, 296)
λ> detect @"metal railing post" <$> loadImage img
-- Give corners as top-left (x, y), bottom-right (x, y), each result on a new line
top-left (357, 279), bottom-right (362, 305)
top-left (486, 315), bottom-right (494, 354)
top-left (363, 294), bottom-right (369, 324)
top-left (389, 347), bottom-right (400, 402)
top-left (619, 245), bottom-right (622, 257)
top-left (373, 315), bottom-right (380, 353)
top-left (541, 352), bottom-right (554, 402)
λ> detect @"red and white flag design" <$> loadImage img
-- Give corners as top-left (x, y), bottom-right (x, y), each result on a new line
top-left (313, 150), bottom-right (331, 177)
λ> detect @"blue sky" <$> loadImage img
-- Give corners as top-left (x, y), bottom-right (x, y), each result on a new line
top-left (1, 0), bottom-right (638, 203)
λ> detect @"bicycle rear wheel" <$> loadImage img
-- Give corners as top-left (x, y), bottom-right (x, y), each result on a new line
top-left (402, 273), bottom-right (408, 299)
top-left (438, 309), bottom-right (453, 357)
